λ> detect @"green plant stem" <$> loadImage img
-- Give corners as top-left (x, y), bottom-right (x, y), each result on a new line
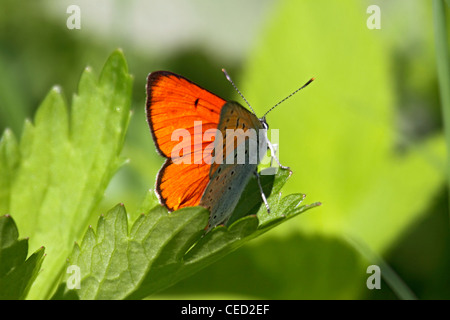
top-left (345, 235), bottom-right (417, 300)
top-left (433, 0), bottom-right (450, 214)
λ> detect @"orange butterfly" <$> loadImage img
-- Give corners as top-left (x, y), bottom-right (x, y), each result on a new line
top-left (146, 70), bottom-right (313, 229)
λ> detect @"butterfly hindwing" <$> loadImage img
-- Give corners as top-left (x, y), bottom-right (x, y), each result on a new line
top-left (200, 101), bottom-right (264, 228)
top-left (156, 160), bottom-right (211, 211)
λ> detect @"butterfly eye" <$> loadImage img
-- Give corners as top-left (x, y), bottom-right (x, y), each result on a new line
top-left (260, 118), bottom-right (269, 130)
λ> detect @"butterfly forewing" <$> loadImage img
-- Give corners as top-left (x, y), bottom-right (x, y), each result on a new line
top-left (209, 101), bottom-right (263, 178)
top-left (147, 71), bottom-right (226, 211)
top-left (147, 71), bottom-right (225, 158)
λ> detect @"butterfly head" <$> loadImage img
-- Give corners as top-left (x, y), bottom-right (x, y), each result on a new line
top-left (259, 117), bottom-right (269, 130)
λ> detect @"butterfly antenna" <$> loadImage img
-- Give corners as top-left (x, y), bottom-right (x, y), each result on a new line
top-left (222, 68), bottom-right (257, 115)
top-left (263, 77), bottom-right (315, 118)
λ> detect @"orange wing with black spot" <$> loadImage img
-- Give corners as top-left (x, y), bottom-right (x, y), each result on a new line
top-left (146, 71), bottom-right (226, 211)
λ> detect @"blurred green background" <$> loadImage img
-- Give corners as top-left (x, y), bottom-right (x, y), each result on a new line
top-left (1, 0), bottom-right (449, 299)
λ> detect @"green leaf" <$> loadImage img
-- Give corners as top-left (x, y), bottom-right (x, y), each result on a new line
top-left (0, 214), bottom-right (45, 299)
top-left (54, 204), bottom-right (209, 300)
top-left (0, 50), bottom-right (132, 299)
top-left (160, 232), bottom-right (367, 300)
top-left (226, 167), bottom-right (291, 225)
top-left (54, 169), bottom-right (319, 300)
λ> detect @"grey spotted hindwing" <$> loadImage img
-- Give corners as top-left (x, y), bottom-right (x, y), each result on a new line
top-left (200, 101), bottom-right (264, 229)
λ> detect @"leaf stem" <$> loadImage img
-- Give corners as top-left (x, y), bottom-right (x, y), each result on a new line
top-left (345, 235), bottom-right (417, 300)
top-left (433, 0), bottom-right (450, 217)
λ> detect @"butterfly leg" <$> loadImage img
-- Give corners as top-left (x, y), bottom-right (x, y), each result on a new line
top-left (269, 143), bottom-right (278, 167)
top-left (262, 127), bottom-right (290, 170)
top-left (254, 170), bottom-right (270, 213)
top-left (266, 138), bottom-right (290, 170)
